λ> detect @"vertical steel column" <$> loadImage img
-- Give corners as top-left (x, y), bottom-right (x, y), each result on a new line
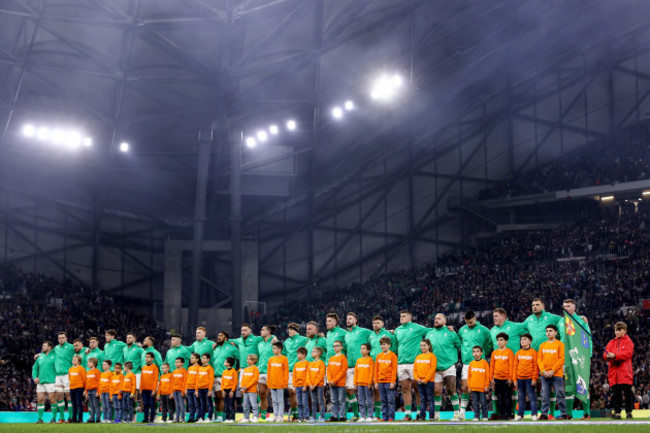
top-left (189, 127), bottom-right (213, 333)
top-left (230, 128), bottom-right (243, 333)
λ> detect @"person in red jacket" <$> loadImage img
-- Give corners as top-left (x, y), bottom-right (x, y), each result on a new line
top-left (604, 322), bottom-right (635, 419)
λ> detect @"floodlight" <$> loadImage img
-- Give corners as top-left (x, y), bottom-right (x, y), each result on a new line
top-left (22, 124), bottom-right (35, 137)
top-left (51, 129), bottom-right (65, 145)
top-left (119, 142), bottom-right (129, 152)
top-left (601, 195), bottom-right (614, 201)
top-left (286, 120), bottom-right (297, 131)
top-left (83, 137), bottom-right (92, 147)
top-left (344, 100), bottom-right (355, 111)
top-left (332, 107), bottom-right (343, 119)
top-left (257, 130), bottom-right (268, 142)
top-left (36, 127), bottom-right (50, 141)
top-left (370, 74), bottom-right (404, 102)
top-left (269, 125), bottom-right (279, 135)
top-left (392, 74), bottom-right (403, 87)
top-left (66, 130), bottom-right (82, 148)
top-left (245, 137), bottom-right (257, 148)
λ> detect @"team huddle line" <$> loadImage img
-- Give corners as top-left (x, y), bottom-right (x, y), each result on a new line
top-left (31, 298), bottom-right (636, 423)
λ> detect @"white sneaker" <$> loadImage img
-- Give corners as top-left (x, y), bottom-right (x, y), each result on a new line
top-left (459, 409), bottom-right (466, 420)
top-left (239, 418), bottom-right (249, 423)
top-left (434, 412), bottom-right (440, 421)
top-left (225, 419), bottom-right (234, 423)
top-left (451, 411), bottom-right (461, 421)
top-left (514, 415), bottom-right (523, 421)
top-left (267, 415), bottom-right (275, 422)
top-left (361, 417), bottom-right (368, 422)
top-left (251, 418), bottom-right (258, 423)
top-left (275, 417), bottom-right (283, 423)
top-left (531, 415), bottom-right (538, 421)
top-left (481, 418), bottom-right (488, 421)
top-left (372, 417), bottom-right (380, 422)
top-left (167, 420), bottom-right (173, 424)
top-left (214, 417), bottom-right (223, 423)
top-left (472, 418), bottom-right (479, 422)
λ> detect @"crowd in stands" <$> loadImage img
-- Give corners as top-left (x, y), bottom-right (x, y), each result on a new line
top-left (268, 203), bottom-right (650, 412)
top-left (478, 122), bottom-right (650, 200)
top-left (2, 188), bottom-right (650, 415)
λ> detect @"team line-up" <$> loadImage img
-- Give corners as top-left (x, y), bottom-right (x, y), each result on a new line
top-left (31, 298), bottom-right (635, 424)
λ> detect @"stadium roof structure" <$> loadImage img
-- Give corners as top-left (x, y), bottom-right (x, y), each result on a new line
top-left (2, 0), bottom-right (650, 315)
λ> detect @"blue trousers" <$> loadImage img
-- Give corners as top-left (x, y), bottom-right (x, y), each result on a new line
top-left (197, 388), bottom-right (212, 420)
top-left (224, 391), bottom-right (235, 421)
top-left (471, 391), bottom-right (488, 419)
top-left (111, 395), bottom-right (122, 421)
top-left (142, 390), bottom-right (155, 422)
top-left (101, 393), bottom-right (112, 421)
top-left (417, 382), bottom-right (434, 419)
top-left (296, 387), bottom-right (309, 420)
top-left (70, 388), bottom-right (84, 422)
top-left (270, 388), bottom-right (285, 420)
top-left (310, 386), bottom-right (325, 419)
top-left (87, 389), bottom-right (100, 422)
top-left (173, 391), bottom-right (185, 422)
top-left (121, 393), bottom-right (134, 422)
top-left (517, 379), bottom-right (538, 416)
top-left (329, 385), bottom-right (346, 419)
top-left (186, 389), bottom-right (197, 421)
top-left (378, 383), bottom-right (395, 421)
top-left (357, 385), bottom-right (373, 419)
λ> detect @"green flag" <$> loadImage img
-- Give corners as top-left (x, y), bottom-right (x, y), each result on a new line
top-left (563, 311), bottom-right (591, 405)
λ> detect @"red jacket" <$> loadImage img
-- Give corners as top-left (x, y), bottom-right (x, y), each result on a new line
top-left (603, 335), bottom-right (634, 385)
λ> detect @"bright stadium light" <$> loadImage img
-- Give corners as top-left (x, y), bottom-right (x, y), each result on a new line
top-left (245, 137), bottom-right (257, 148)
top-left (370, 73), bottom-right (404, 102)
top-left (36, 127), bottom-right (50, 141)
top-left (119, 142), bottom-right (129, 152)
top-left (332, 107), bottom-right (344, 119)
top-left (601, 195), bottom-right (614, 201)
top-left (22, 124), bottom-right (35, 137)
top-left (257, 130), bottom-right (268, 142)
top-left (66, 130), bottom-right (82, 148)
top-left (83, 137), bottom-right (92, 147)
top-left (269, 125), bottom-right (279, 135)
top-left (344, 100), bottom-right (355, 111)
top-left (286, 119), bottom-right (297, 131)
top-left (51, 129), bottom-right (65, 145)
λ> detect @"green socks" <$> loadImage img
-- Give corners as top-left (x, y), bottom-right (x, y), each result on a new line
top-left (434, 396), bottom-right (442, 414)
top-left (451, 394), bottom-right (460, 412)
top-left (405, 405), bottom-right (412, 419)
top-left (584, 398), bottom-right (590, 416)
top-left (461, 393), bottom-right (469, 410)
top-left (57, 401), bottom-right (65, 421)
top-left (550, 390), bottom-right (556, 416)
top-left (291, 407), bottom-right (298, 419)
top-left (261, 410), bottom-right (267, 420)
top-left (52, 405), bottom-right (59, 421)
top-left (216, 411), bottom-right (224, 421)
top-left (37, 404), bottom-right (44, 421)
top-left (374, 401), bottom-right (381, 418)
top-left (492, 396), bottom-right (498, 416)
top-left (566, 392), bottom-right (574, 416)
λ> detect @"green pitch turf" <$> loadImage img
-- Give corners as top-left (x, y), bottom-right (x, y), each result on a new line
top-left (4, 422), bottom-right (650, 433)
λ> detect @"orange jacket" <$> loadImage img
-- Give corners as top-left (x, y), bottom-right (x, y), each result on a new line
top-left (68, 366), bottom-right (86, 390)
top-left (172, 368), bottom-right (188, 392)
top-left (99, 371), bottom-right (112, 394)
top-left (141, 363), bottom-right (160, 392)
top-left (186, 365), bottom-right (199, 390)
top-left (110, 373), bottom-right (123, 397)
top-left (293, 360), bottom-right (309, 388)
top-left (353, 356), bottom-right (374, 387)
top-left (159, 373), bottom-right (173, 395)
top-left (513, 348), bottom-right (538, 381)
top-left (197, 364), bottom-right (215, 390)
top-left (86, 368), bottom-right (101, 391)
top-left (122, 372), bottom-right (136, 394)
top-left (468, 359), bottom-right (491, 392)
top-left (374, 351), bottom-right (397, 384)
top-left (267, 355), bottom-right (289, 390)
top-left (221, 368), bottom-right (238, 392)
top-left (240, 365), bottom-right (259, 393)
top-left (538, 339), bottom-right (564, 377)
top-left (490, 347), bottom-right (515, 380)
top-left (307, 359), bottom-right (325, 387)
top-left (326, 353), bottom-right (348, 387)
top-left (413, 353), bottom-right (437, 384)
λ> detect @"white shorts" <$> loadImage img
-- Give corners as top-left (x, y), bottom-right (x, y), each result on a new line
top-left (213, 377), bottom-right (222, 392)
top-left (288, 372), bottom-right (293, 389)
top-left (461, 364), bottom-right (469, 381)
top-left (397, 364), bottom-right (414, 382)
top-left (434, 365), bottom-right (456, 384)
top-left (346, 368), bottom-right (355, 389)
top-left (36, 383), bottom-right (56, 394)
top-left (258, 374), bottom-right (267, 385)
top-left (135, 373), bottom-right (141, 390)
top-left (55, 374), bottom-right (70, 392)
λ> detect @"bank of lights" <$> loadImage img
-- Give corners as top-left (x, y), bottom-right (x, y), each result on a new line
top-left (245, 119), bottom-right (297, 148)
top-left (370, 74), bottom-right (404, 102)
top-left (22, 123), bottom-right (92, 149)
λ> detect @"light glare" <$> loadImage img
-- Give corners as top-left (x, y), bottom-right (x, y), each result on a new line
top-left (51, 129), bottom-right (64, 144)
top-left (256, 130), bottom-right (268, 142)
top-left (83, 137), bottom-right (92, 147)
top-left (269, 125), bottom-right (279, 135)
top-left (344, 100), bottom-right (354, 111)
top-left (286, 120), bottom-right (297, 131)
top-left (370, 73), bottom-right (404, 102)
top-left (119, 142), bottom-right (129, 152)
top-left (36, 127), bottom-right (50, 140)
top-left (332, 107), bottom-right (343, 119)
top-left (245, 137), bottom-right (257, 148)
top-left (22, 124), bottom-right (35, 137)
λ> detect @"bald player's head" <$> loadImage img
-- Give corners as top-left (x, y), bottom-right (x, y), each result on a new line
top-left (434, 313), bottom-right (447, 328)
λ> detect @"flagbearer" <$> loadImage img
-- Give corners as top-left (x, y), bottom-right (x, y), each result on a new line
top-left (560, 299), bottom-right (592, 420)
